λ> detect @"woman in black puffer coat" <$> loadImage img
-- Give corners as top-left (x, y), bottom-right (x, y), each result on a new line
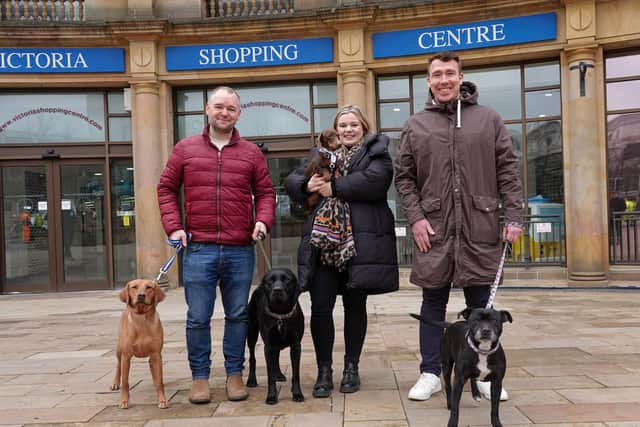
top-left (285, 104), bottom-right (398, 399)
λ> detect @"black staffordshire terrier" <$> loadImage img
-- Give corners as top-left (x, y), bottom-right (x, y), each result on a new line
top-left (411, 307), bottom-right (512, 427)
top-left (246, 268), bottom-right (305, 405)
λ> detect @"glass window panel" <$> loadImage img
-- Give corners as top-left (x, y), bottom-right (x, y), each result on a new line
top-left (464, 66), bottom-right (522, 120)
top-left (526, 120), bottom-right (563, 203)
top-left (378, 76), bottom-right (409, 100)
top-left (236, 85), bottom-right (311, 137)
top-left (525, 89), bottom-right (561, 119)
top-left (607, 81), bottom-right (640, 111)
top-left (107, 91), bottom-right (127, 114)
top-left (524, 62), bottom-right (560, 88)
top-left (0, 92), bottom-right (105, 144)
top-left (506, 123), bottom-right (525, 191)
top-left (314, 107), bottom-right (337, 134)
top-left (606, 54), bottom-right (640, 79)
top-left (607, 112), bottom-right (640, 194)
top-left (2, 166), bottom-right (49, 287)
top-left (379, 102), bottom-right (410, 129)
top-left (176, 89), bottom-right (205, 112)
top-left (177, 114), bottom-right (205, 141)
top-left (267, 157), bottom-right (307, 272)
top-left (312, 81), bottom-right (337, 105)
top-left (108, 117), bottom-right (132, 142)
top-left (412, 74), bottom-right (429, 114)
top-left (110, 160), bottom-right (136, 284)
top-left (60, 164), bottom-right (107, 282)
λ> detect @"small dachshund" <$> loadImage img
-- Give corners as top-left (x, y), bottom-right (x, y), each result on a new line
top-left (302, 129), bottom-right (341, 212)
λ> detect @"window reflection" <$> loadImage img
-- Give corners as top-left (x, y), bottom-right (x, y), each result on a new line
top-left (111, 160), bottom-right (136, 284)
top-left (524, 62), bottom-right (560, 88)
top-left (463, 66), bottom-right (522, 120)
top-left (526, 121), bottom-right (563, 203)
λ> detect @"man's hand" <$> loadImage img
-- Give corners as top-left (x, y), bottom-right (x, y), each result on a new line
top-left (411, 218), bottom-right (436, 253)
top-left (252, 221), bottom-right (267, 241)
top-left (169, 229), bottom-right (188, 248)
top-left (502, 224), bottom-right (523, 243)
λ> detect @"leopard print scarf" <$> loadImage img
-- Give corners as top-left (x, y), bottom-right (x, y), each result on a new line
top-left (309, 142), bottom-right (363, 271)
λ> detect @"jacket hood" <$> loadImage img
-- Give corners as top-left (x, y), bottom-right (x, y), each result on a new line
top-left (425, 81), bottom-right (478, 128)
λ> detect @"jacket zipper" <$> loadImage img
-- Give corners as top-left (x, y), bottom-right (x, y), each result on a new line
top-left (216, 147), bottom-right (222, 244)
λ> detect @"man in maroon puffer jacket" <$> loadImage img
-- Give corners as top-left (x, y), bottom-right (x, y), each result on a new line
top-left (157, 86), bottom-right (275, 404)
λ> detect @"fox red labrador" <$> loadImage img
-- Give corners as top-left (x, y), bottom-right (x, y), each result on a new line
top-left (111, 279), bottom-right (168, 409)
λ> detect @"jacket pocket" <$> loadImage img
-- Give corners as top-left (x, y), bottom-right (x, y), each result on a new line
top-left (470, 195), bottom-right (499, 244)
top-left (420, 197), bottom-right (443, 243)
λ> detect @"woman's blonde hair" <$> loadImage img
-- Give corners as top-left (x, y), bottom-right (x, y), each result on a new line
top-left (333, 104), bottom-right (370, 134)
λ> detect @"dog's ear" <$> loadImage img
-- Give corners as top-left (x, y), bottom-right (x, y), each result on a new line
top-left (457, 308), bottom-right (472, 320)
top-left (500, 310), bottom-right (513, 323)
top-left (119, 283), bottom-right (130, 304)
top-left (153, 282), bottom-right (166, 305)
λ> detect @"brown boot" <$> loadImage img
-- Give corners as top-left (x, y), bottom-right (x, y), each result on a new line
top-left (188, 378), bottom-right (211, 404)
top-left (226, 374), bottom-right (249, 401)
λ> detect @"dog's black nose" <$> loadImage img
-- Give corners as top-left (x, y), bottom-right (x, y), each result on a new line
top-left (136, 294), bottom-right (145, 302)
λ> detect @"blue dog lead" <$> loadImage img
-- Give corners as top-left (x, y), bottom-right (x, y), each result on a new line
top-left (155, 233), bottom-right (191, 282)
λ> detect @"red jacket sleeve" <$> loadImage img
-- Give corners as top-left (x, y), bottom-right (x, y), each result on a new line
top-left (157, 141), bottom-right (185, 236)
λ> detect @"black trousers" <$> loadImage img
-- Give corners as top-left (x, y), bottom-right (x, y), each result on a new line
top-left (309, 264), bottom-right (368, 367)
top-left (419, 285), bottom-right (490, 375)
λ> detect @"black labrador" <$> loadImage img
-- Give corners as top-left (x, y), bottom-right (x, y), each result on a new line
top-left (246, 268), bottom-right (305, 404)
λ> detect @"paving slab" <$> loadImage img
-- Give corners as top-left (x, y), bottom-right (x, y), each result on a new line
top-left (0, 288), bottom-right (639, 425)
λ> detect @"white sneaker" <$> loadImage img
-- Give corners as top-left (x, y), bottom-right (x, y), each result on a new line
top-left (408, 372), bottom-right (442, 401)
top-left (476, 380), bottom-right (508, 401)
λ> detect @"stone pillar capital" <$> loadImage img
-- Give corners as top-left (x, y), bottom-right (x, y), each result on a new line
top-left (565, 46), bottom-right (597, 65)
top-left (131, 81), bottom-right (161, 96)
top-left (339, 68), bottom-right (367, 82)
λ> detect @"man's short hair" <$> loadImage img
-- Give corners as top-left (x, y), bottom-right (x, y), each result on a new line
top-left (427, 51), bottom-right (462, 74)
top-left (209, 86), bottom-right (241, 104)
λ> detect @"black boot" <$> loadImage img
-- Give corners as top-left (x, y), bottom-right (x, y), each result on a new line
top-left (313, 364), bottom-right (333, 398)
top-left (340, 360), bottom-right (360, 393)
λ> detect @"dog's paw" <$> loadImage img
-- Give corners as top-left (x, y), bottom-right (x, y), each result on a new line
top-left (275, 373), bottom-right (286, 382)
top-left (158, 400), bottom-right (169, 409)
top-left (292, 392), bottom-right (305, 402)
top-left (472, 393), bottom-right (482, 402)
top-left (119, 400), bottom-right (129, 409)
top-left (110, 383), bottom-right (120, 391)
top-left (265, 394), bottom-right (278, 405)
top-left (246, 377), bottom-right (258, 388)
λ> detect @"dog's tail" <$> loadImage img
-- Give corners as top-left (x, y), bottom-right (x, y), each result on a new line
top-left (409, 313), bottom-right (452, 328)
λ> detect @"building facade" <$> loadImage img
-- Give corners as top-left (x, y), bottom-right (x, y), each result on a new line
top-left (1, 0), bottom-right (639, 292)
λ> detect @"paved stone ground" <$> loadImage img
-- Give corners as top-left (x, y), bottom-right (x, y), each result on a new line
top-left (1, 287), bottom-right (640, 426)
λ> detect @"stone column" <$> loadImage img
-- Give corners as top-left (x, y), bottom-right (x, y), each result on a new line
top-left (339, 69), bottom-right (368, 110)
top-left (130, 82), bottom-right (174, 284)
top-left (563, 46), bottom-right (607, 283)
top-left (336, 27), bottom-right (370, 116)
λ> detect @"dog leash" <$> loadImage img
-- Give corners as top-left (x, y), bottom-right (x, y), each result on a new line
top-left (485, 241), bottom-right (510, 309)
top-left (255, 232), bottom-right (272, 271)
top-left (155, 233), bottom-right (192, 282)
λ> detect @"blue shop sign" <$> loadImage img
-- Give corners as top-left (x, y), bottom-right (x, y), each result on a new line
top-left (0, 48), bottom-right (125, 73)
top-left (373, 12), bottom-right (557, 59)
top-left (166, 37), bottom-right (334, 71)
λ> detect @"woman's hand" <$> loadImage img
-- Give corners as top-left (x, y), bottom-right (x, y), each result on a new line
top-left (307, 174), bottom-right (333, 197)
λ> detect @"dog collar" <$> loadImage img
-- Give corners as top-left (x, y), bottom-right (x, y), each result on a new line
top-left (466, 334), bottom-right (500, 356)
top-left (264, 303), bottom-right (298, 321)
top-left (317, 147), bottom-right (338, 172)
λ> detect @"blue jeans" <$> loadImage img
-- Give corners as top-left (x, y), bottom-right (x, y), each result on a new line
top-left (182, 243), bottom-right (254, 379)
